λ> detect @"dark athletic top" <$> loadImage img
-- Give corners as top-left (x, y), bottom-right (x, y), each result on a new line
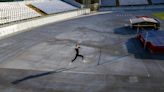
top-left (75, 48), bottom-right (79, 55)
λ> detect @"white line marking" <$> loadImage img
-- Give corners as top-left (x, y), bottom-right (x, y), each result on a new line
top-left (156, 61), bottom-right (164, 73)
top-left (142, 60), bottom-right (150, 77)
top-left (63, 70), bottom-right (102, 75)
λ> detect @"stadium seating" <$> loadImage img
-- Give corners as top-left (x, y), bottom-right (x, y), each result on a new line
top-left (151, 0), bottom-right (164, 4)
top-left (0, 0), bottom-right (79, 25)
top-left (0, 2), bottom-right (41, 24)
top-left (31, 0), bottom-right (78, 14)
top-left (119, 0), bottom-right (148, 6)
top-left (62, 0), bottom-right (82, 8)
top-left (100, 0), bottom-right (116, 7)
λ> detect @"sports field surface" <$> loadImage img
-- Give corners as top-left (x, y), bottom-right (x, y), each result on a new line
top-left (0, 9), bottom-right (164, 92)
top-left (153, 12), bottom-right (164, 20)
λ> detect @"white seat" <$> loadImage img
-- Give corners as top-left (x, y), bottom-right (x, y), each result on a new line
top-left (119, 0), bottom-right (148, 5)
top-left (31, 0), bottom-right (78, 14)
top-left (101, 0), bottom-right (116, 7)
top-left (151, 0), bottom-right (164, 4)
top-left (0, 2), bottom-right (41, 24)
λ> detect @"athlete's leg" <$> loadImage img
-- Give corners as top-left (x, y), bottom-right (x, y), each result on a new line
top-left (78, 55), bottom-right (84, 60)
top-left (72, 54), bottom-right (78, 62)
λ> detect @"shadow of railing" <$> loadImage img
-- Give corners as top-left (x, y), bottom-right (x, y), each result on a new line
top-left (11, 67), bottom-right (77, 85)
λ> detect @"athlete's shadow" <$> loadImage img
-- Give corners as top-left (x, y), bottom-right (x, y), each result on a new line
top-left (126, 38), bottom-right (164, 60)
top-left (11, 67), bottom-right (76, 85)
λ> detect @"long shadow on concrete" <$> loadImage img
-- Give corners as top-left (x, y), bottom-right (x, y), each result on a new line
top-left (11, 67), bottom-right (76, 85)
top-left (114, 26), bottom-right (136, 35)
top-left (126, 37), bottom-right (164, 60)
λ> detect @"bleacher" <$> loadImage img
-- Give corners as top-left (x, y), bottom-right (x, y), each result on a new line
top-left (31, 0), bottom-right (78, 14)
top-left (100, 0), bottom-right (116, 7)
top-left (151, 0), bottom-right (164, 4)
top-left (0, 2), bottom-right (41, 24)
top-left (119, 0), bottom-right (148, 6)
top-left (0, 0), bottom-right (81, 25)
top-left (62, 0), bottom-right (82, 8)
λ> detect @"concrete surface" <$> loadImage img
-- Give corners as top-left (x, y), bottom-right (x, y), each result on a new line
top-left (0, 10), bottom-right (164, 92)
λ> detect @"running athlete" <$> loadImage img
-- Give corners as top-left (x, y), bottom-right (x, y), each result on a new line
top-left (72, 44), bottom-right (84, 62)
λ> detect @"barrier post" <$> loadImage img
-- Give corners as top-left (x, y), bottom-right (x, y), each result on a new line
top-left (144, 31), bottom-right (148, 49)
top-left (136, 24), bottom-right (140, 36)
top-left (154, 24), bottom-right (156, 30)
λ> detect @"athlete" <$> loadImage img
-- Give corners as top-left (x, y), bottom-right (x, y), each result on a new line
top-left (71, 44), bottom-right (84, 62)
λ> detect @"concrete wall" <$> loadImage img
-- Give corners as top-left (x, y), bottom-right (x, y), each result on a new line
top-left (0, 9), bottom-right (90, 39)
